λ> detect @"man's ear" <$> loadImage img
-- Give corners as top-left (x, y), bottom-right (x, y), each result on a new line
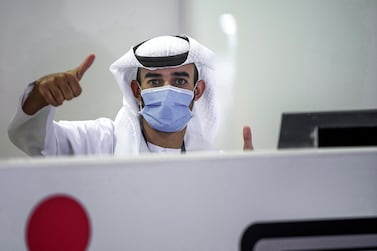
top-left (130, 80), bottom-right (141, 100)
top-left (194, 80), bottom-right (205, 101)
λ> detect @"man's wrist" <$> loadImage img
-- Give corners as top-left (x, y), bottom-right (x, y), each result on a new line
top-left (22, 81), bottom-right (48, 115)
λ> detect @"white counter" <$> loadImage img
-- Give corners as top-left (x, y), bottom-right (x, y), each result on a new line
top-left (1, 148), bottom-right (376, 251)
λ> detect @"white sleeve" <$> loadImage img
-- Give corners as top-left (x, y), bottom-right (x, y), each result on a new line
top-left (8, 83), bottom-right (115, 156)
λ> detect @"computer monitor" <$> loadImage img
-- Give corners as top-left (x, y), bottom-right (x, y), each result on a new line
top-left (278, 109), bottom-right (377, 149)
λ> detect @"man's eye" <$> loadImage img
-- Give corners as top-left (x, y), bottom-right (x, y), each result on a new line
top-left (174, 78), bottom-right (188, 86)
top-left (148, 79), bottom-right (162, 86)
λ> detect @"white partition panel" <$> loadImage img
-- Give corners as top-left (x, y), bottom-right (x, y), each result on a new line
top-left (1, 148), bottom-right (376, 250)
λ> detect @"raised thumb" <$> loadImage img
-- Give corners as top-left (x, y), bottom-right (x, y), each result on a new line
top-left (74, 53), bottom-right (95, 80)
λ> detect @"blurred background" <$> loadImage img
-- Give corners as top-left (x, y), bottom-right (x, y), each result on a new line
top-left (1, 0), bottom-right (376, 158)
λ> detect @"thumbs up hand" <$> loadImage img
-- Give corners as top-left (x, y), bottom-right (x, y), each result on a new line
top-left (22, 54), bottom-right (95, 115)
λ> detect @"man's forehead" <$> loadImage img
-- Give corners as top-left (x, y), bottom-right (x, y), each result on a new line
top-left (139, 63), bottom-right (195, 76)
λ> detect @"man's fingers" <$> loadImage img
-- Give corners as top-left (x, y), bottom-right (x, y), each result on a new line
top-left (39, 82), bottom-right (64, 106)
top-left (75, 53), bottom-right (95, 80)
top-left (37, 73), bottom-right (78, 106)
top-left (243, 125), bottom-right (254, 151)
top-left (37, 83), bottom-right (56, 106)
top-left (65, 73), bottom-right (82, 97)
top-left (53, 76), bottom-right (75, 101)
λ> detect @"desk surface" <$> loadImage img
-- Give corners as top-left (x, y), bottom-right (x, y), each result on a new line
top-left (1, 148), bottom-right (376, 251)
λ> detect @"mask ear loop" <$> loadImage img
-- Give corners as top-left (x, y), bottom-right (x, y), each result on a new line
top-left (193, 81), bottom-right (199, 97)
top-left (192, 81), bottom-right (200, 101)
top-left (137, 81), bottom-right (143, 111)
top-left (189, 81), bottom-right (199, 109)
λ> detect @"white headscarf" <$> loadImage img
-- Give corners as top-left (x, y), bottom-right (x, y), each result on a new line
top-left (109, 35), bottom-right (219, 154)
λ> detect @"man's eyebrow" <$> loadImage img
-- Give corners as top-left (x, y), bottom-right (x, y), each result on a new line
top-left (172, 71), bottom-right (190, 77)
top-left (144, 72), bottom-right (162, 78)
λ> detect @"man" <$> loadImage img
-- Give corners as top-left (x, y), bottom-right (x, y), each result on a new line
top-left (8, 35), bottom-right (253, 156)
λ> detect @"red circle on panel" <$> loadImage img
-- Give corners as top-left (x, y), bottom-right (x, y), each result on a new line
top-left (26, 194), bottom-right (91, 251)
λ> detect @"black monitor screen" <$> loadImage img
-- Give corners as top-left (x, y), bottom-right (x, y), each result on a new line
top-left (240, 217), bottom-right (377, 251)
top-left (278, 109), bottom-right (377, 149)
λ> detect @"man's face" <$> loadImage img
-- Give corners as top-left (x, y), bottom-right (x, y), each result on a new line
top-left (138, 63), bottom-right (197, 91)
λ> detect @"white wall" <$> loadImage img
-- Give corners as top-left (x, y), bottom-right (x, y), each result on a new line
top-left (189, 0), bottom-right (377, 150)
top-left (1, 0), bottom-right (377, 158)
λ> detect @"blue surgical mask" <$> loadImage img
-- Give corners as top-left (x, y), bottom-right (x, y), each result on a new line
top-left (139, 85), bottom-right (195, 132)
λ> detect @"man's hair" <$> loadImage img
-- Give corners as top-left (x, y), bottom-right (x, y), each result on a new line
top-left (136, 64), bottom-right (199, 84)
